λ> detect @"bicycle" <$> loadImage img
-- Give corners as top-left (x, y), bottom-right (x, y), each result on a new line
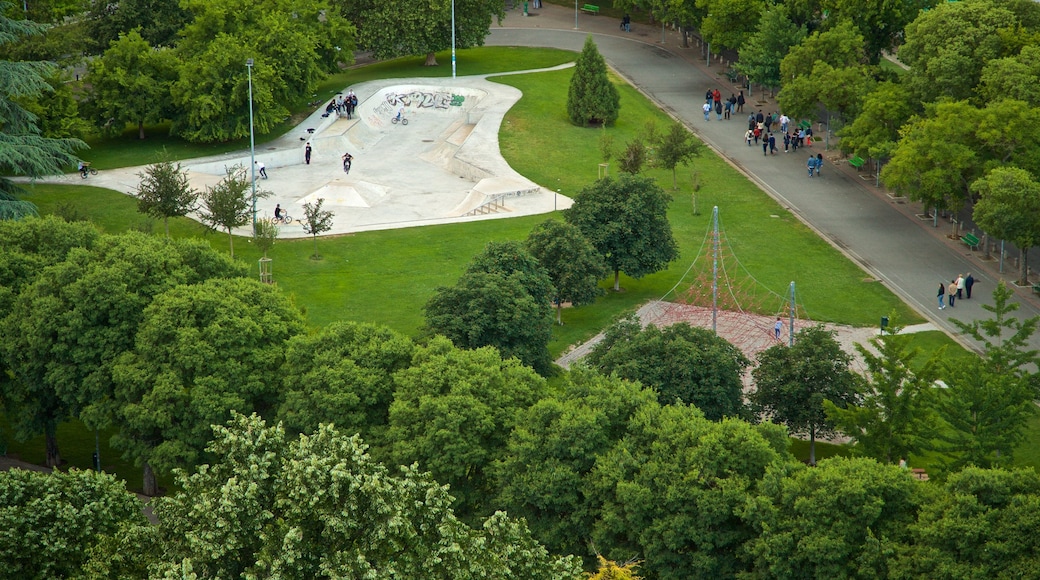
top-left (273, 214), bottom-right (293, 225)
top-left (79, 163), bottom-right (98, 179)
top-left (391, 110), bottom-right (408, 125)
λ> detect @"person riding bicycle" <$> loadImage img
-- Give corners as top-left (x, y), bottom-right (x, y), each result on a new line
top-left (394, 108), bottom-right (403, 123)
top-left (342, 152), bottom-right (353, 174)
top-left (78, 161), bottom-right (89, 178)
top-left (274, 204), bottom-right (283, 220)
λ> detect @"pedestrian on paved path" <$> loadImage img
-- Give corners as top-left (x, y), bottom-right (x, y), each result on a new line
top-left (305, 142), bottom-right (312, 165)
top-left (807, 155), bottom-right (817, 177)
top-left (815, 153), bottom-right (823, 176)
top-left (745, 129), bottom-right (754, 146)
top-left (737, 90), bottom-right (745, 113)
top-left (780, 113), bottom-right (789, 134)
top-left (783, 132), bottom-right (791, 153)
top-left (255, 160), bottom-right (268, 179)
top-left (965, 273), bottom-right (975, 298)
top-left (715, 99), bottom-right (723, 120)
top-left (774, 317), bottom-right (783, 340)
top-left (703, 101), bottom-right (711, 121)
top-left (956, 274), bottom-right (965, 299)
top-left (938, 283), bottom-right (946, 310)
top-left (769, 133), bottom-right (777, 154)
top-left (763, 135), bottom-right (770, 156)
top-left (948, 280), bottom-right (957, 307)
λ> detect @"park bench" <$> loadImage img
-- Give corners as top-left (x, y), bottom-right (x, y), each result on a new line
top-left (581, 4), bottom-right (599, 14)
top-left (848, 155), bottom-right (866, 170)
top-left (1033, 284), bottom-right (1040, 296)
top-left (798, 120), bottom-right (812, 131)
top-left (961, 232), bottom-right (980, 250)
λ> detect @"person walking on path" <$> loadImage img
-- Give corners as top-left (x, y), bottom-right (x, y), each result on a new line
top-left (715, 99), bottom-right (723, 120)
top-left (774, 317), bottom-right (783, 340)
top-left (948, 280), bottom-right (957, 307)
top-left (780, 113), bottom-right (789, 134)
top-left (807, 155), bottom-right (817, 177)
top-left (956, 274), bottom-right (965, 299)
top-left (305, 142), bottom-right (312, 165)
top-left (938, 283), bottom-right (946, 310)
top-left (783, 132), bottom-right (791, 153)
top-left (745, 128), bottom-right (754, 146)
top-left (763, 135), bottom-right (770, 156)
top-left (702, 101), bottom-right (711, 121)
top-left (769, 133), bottom-right (777, 155)
top-left (815, 153), bottom-right (823, 176)
top-left (737, 90), bottom-right (745, 113)
top-left (255, 160), bottom-right (268, 179)
top-left (965, 273), bottom-right (975, 298)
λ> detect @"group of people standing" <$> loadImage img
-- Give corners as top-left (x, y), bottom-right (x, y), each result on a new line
top-left (325, 89), bottom-right (359, 119)
top-left (702, 88), bottom-right (746, 121)
top-left (937, 273), bottom-right (975, 309)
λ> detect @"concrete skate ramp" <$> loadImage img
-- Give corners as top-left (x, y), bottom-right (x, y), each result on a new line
top-left (302, 182), bottom-right (387, 208)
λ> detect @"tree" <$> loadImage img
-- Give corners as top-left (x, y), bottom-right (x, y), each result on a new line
top-left (0, 232), bottom-right (245, 469)
top-left (900, 467), bottom-right (1040, 578)
top-left (424, 241), bottom-right (555, 375)
top-left (565, 173), bottom-right (678, 291)
top-left (742, 457), bottom-right (921, 578)
top-left (0, 468), bottom-right (146, 579)
top-left (815, 0), bottom-right (932, 65)
top-left (979, 45), bottom-right (1040, 107)
top-left (824, 317), bottom-right (941, 464)
top-left (198, 164), bottom-right (268, 258)
top-left (936, 282), bottom-right (1040, 469)
top-left (567, 35), bottom-right (620, 127)
top-left (588, 557), bottom-right (642, 580)
top-left (351, 0), bottom-right (503, 66)
top-left (135, 153), bottom-right (199, 238)
top-left (253, 217), bottom-right (277, 258)
top-left (301, 197), bottom-right (335, 259)
top-left (696, 0), bottom-right (768, 51)
top-left (387, 337), bottom-right (547, 519)
top-left (751, 325), bottom-right (861, 465)
top-left (971, 167), bottom-right (1040, 285)
top-left (86, 0), bottom-right (191, 51)
top-left (776, 21), bottom-right (873, 122)
top-left (87, 31), bottom-right (178, 139)
top-left (277, 321), bottom-right (415, 448)
top-left (653, 122), bottom-right (704, 189)
top-left (524, 219), bottom-right (606, 325)
top-left (493, 368), bottom-right (659, 557)
top-left (0, 214), bottom-right (99, 304)
top-left (110, 277), bottom-right (305, 495)
top-left (736, 5), bottom-right (806, 92)
top-left (838, 81), bottom-right (916, 162)
top-left (83, 413), bottom-right (583, 579)
top-left (0, 5), bottom-right (85, 207)
top-left (589, 402), bottom-right (789, 579)
top-left (616, 138), bottom-right (648, 174)
top-left (899, 0), bottom-right (1018, 103)
top-left (587, 315), bottom-right (750, 420)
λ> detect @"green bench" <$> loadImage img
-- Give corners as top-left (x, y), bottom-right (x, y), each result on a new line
top-left (961, 232), bottom-right (980, 250)
top-left (849, 155), bottom-right (866, 169)
top-left (1033, 284), bottom-right (1040, 296)
top-left (798, 120), bottom-right (812, 131)
top-left (581, 3), bottom-right (599, 14)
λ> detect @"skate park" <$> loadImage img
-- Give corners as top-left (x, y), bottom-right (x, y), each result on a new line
top-left (175, 73), bottom-right (571, 237)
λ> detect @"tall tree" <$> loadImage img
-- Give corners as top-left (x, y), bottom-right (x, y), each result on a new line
top-left (737, 4), bottom-right (806, 92)
top-left (971, 167), bottom-right (1040, 285)
top-left (589, 402), bottom-right (789, 579)
top-left (567, 35), bottom-right (620, 127)
top-left (525, 219), bottom-right (606, 325)
top-left (350, 0), bottom-right (503, 66)
top-left (86, 0), bottom-right (191, 51)
top-left (751, 325), bottom-right (861, 465)
top-left (565, 173), bottom-right (678, 291)
top-left (83, 413), bottom-right (583, 579)
top-left (0, 4), bottom-right (85, 212)
top-left (838, 81), bottom-right (916, 162)
top-left (301, 197), bottom-right (335, 260)
top-left (743, 457), bottom-right (921, 578)
top-left (587, 315), bottom-right (750, 420)
top-left (110, 277), bottom-right (305, 495)
top-left (978, 45), bottom-right (1040, 107)
top-left (695, 0), bottom-right (768, 51)
top-left (493, 368), bottom-right (658, 558)
top-left (135, 153), bottom-right (199, 238)
top-left (776, 20), bottom-right (873, 122)
top-left (653, 121), bottom-right (705, 189)
top-left (0, 468), bottom-right (147, 579)
top-left (816, 0), bottom-right (934, 65)
top-left (198, 164), bottom-right (268, 257)
top-left (824, 317), bottom-right (942, 464)
top-left (387, 337), bottom-right (547, 519)
top-left (87, 31), bottom-right (178, 139)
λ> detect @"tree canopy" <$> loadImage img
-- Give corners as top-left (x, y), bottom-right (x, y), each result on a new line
top-left (525, 219), bottom-right (606, 325)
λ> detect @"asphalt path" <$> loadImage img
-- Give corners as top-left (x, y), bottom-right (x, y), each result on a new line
top-left (488, 17), bottom-right (1040, 353)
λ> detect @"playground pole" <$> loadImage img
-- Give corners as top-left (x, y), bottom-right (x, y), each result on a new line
top-left (788, 281), bottom-right (796, 346)
top-left (712, 206), bottom-right (719, 334)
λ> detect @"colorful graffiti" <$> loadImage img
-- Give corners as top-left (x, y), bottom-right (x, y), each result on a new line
top-left (385, 91), bottom-right (465, 109)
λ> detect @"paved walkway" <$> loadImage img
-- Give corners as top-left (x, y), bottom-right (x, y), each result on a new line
top-left (488, 5), bottom-right (1040, 354)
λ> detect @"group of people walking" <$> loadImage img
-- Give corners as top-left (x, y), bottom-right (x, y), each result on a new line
top-left (702, 88), bottom-right (746, 121)
top-left (937, 273), bottom-right (975, 309)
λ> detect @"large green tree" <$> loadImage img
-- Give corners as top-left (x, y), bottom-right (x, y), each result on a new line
top-left (387, 337), bottom-right (547, 519)
top-left (971, 167), bottom-right (1040, 285)
top-left (776, 20), bottom-right (873, 122)
top-left (565, 173), bottom-right (678, 291)
top-left (524, 219), bottom-right (606, 325)
top-left (737, 4), bottom-right (806, 92)
top-left (695, 0), bottom-right (767, 51)
top-left (567, 35), bottom-right (620, 127)
top-left (86, 0), bottom-right (191, 51)
top-left (350, 0), bottom-right (503, 66)
top-left (838, 81), bottom-right (916, 162)
top-left (752, 325), bottom-right (861, 465)
top-left (276, 321), bottom-right (415, 448)
top-left (83, 413), bottom-right (583, 579)
top-left (825, 318), bottom-right (941, 464)
top-left (110, 277), bottom-right (305, 495)
top-left (0, 468), bottom-right (146, 579)
top-left (87, 30), bottom-right (178, 139)
top-left (587, 315), bottom-right (750, 420)
top-left (590, 402), bottom-right (789, 579)
top-left (978, 45), bottom-right (1040, 107)
top-left (0, 4), bottom-right (84, 214)
top-left (743, 457), bottom-right (921, 578)
top-left (493, 368), bottom-right (658, 559)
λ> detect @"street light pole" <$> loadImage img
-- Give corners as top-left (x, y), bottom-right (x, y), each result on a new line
top-left (574, 0), bottom-right (578, 29)
top-left (451, 0), bottom-right (456, 79)
top-left (246, 58), bottom-right (257, 234)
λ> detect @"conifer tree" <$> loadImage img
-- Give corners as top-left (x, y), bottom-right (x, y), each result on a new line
top-left (567, 36), bottom-right (620, 127)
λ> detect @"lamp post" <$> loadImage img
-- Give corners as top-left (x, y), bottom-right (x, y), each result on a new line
top-left (574, 0), bottom-right (578, 29)
top-left (246, 58), bottom-right (257, 233)
top-left (451, 0), bottom-right (456, 78)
